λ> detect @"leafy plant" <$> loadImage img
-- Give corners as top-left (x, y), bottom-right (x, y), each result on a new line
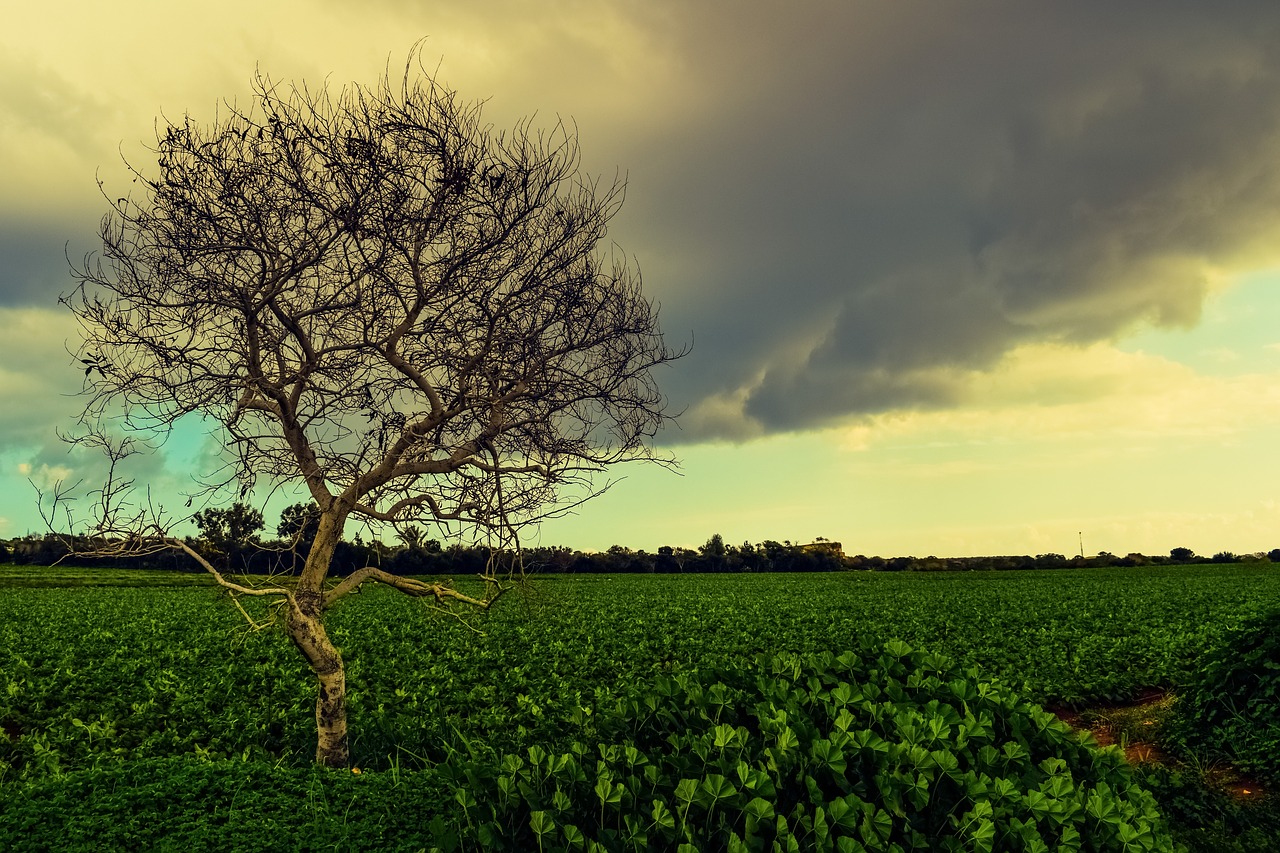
top-left (4, 566), bottom-right (1277, 849)
top-left (1137, 764), bottom-right (1279, 853)
top-left (0, 757), bottom-right (454, 852)
top-left (445, 643), bottom-right (1178, 851)
top-left (4, 566), bottom-right (1280, 784)
top-left (1167, 608), bottom-right (1280, 786)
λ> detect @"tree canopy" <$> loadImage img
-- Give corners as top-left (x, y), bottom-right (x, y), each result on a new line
top-left (67, 56), bottom-right (677, 550)
top-left (54, 51), bottom-right (681, 766)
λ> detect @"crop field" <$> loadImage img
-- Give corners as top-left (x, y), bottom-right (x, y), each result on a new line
top-left (1, 564), bottom-right (1278, 851)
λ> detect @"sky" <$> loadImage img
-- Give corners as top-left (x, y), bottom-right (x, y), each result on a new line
top-left (3, 1), bottom-right (1280, 558)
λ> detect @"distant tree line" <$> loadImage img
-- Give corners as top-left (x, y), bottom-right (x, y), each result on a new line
top-left (842, 548), bottom-right (1280, 571)
top-left (2, 507), bottom-right (1278, 574)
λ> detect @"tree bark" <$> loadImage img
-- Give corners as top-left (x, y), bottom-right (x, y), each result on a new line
top-left (286, 588), bottom-right (349, 767)
top-left (282, 501), bottom-right (355, 766)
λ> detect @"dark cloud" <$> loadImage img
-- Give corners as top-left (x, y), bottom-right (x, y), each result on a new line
top-left (8, 2), bottom-right (1280, 446)
top-left (615, 2), bottom-right (1280, 439)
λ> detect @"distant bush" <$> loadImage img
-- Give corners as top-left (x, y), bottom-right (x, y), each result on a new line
top-left (449, 644), bottom-right (1177, 851)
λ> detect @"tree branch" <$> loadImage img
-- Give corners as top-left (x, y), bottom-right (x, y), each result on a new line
top-left (323, 565), bottom-right (503, 610)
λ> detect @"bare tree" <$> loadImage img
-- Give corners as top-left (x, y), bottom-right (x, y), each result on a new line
top-left (55, 52), bottom-right (680, 767)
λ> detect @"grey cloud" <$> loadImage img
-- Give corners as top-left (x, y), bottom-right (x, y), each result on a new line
top-left (616, 2), bottom-right (1280, 439)
top-left (0, 217), bottom-right (98, 306)
top-left (742, 266), bottom-right (1027, 431)
top-left (8, 2), bottom-right (1280, 447)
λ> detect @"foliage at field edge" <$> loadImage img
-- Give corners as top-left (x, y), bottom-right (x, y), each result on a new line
top-left (1164, 608), bottom-right (1280, 787)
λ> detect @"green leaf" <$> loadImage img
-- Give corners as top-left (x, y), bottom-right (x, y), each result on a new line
top-left (700, 773), bottom-right (739, 805)
top-left (529, 810), bottom-right (555, 839)
top-left (714, 723), bottom-right (740, 749)
top-left (1038, 756), bottom-right (1066, 775)
top-left (813, 805), bottom-right (830, 846)
top-left (930, 749), bottom-right (961, 776)
top-left (1002, 741), bottom-right (1030, 765)
top-left (622, 814), bottom-right (648, 848)
top-left (743, 796), bottom-right (775, 821)
top-left (859, 808), bottom-right (893, 845)
top-left (812, 739), bottom-right (848, 775)
top-left (651, 798), bottom-right (676, 831)
top-left (624, 744), bottom-right (648, 767)
top-left (833, 707), bottom-right (856, 732)
top-left (561, 824), bottom-right (586, 849)
top-left (968, 818), bottom-right (995, 852)
top-left (884, 639), bottom-right (914, 658)
top-left (827, 796), bottom-right (858, 832)
top-left (595, 776), bottom-right (616, 805)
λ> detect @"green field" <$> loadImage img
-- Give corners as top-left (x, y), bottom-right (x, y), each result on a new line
top-left (1, 564), bottom-right (1278, 850)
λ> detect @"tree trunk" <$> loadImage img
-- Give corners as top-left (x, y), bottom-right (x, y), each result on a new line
top-left (287, 588), bottom-right (349, 767)
top-left (283, 502), bottom-right (352, 767)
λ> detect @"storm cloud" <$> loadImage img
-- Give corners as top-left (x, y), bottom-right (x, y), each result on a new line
top-left (609, 2), bottom-right (1280, 438)
top-left (5, 1), bottom-right (1280, 446)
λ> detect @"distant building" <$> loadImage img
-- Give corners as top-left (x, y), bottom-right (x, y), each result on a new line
top-left (800, 541), bottom-right (844, 558)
